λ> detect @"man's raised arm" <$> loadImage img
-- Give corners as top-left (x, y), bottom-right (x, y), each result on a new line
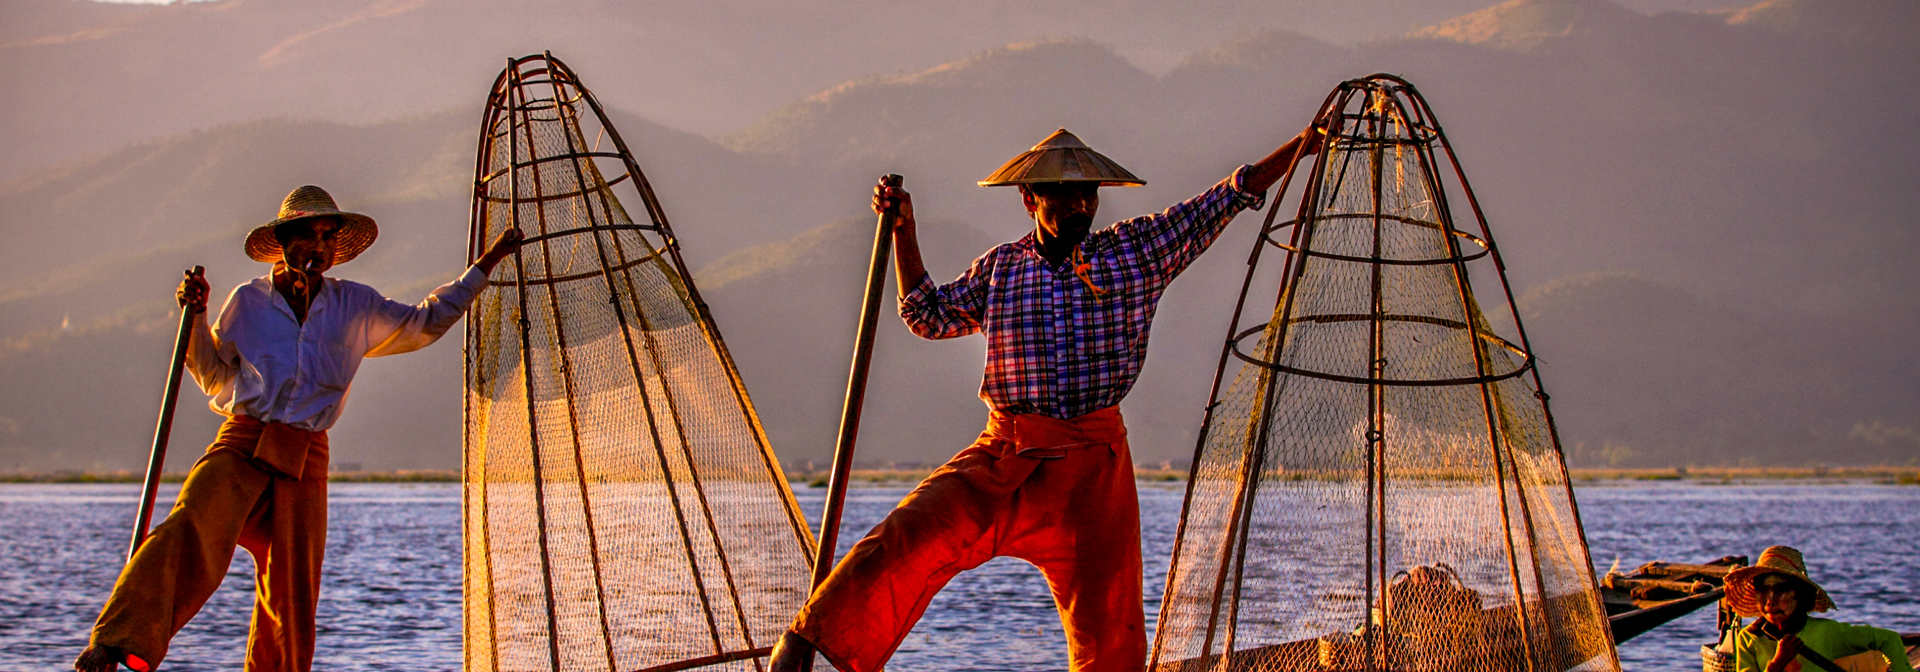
top-left (875, 178), bottom-right (928, 298)
top-left (364, 228), bottom-right (522, 357)
top-left (1244, 116), bottom-right (1338, 194)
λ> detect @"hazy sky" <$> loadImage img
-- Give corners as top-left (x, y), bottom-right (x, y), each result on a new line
top-left (4, 0), bottom-right (1915, 472)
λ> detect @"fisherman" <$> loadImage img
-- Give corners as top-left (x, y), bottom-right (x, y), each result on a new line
top-left (768, 121), bottom-right (1330, 672)
top-left (1726, 546), bottom-right (1914, 672)
top-left (74, 186), bottom-right (522, 672)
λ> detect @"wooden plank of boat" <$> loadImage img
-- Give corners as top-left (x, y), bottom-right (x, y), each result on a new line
top-left (1602, 575), bottom-right (1717, 596)
top-left (1905, 633), bottom-right (1917, 668)
top-left (1599, 555), bottom-right (1744, 644)
top-left (1607, 587), bottom-right (1724, 644)
top-left (1627, 561), bottom-right (1741, 579)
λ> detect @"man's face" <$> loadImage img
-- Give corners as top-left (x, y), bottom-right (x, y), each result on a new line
top-left (278, 216), bottom-right (340, 275)
top-left (1023, 182), bottom-right (1099, 243)
top-left (1754, 573), bottom-right (1804, 626)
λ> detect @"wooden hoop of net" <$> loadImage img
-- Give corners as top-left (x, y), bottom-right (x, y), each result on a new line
top-left (1149, 75), bottom-right (1619, 672)
top-left (462, 52), bottom-right (815, 672)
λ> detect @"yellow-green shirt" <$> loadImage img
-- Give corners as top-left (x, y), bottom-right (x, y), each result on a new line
top-left (1735, 617), bottom-right (1914, 672)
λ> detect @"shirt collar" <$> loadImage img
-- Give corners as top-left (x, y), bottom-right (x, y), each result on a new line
top-left (1011, 230), bottom-right (1039, 257)
top-left (256, 273), bottom-right (333, 321)
top-left (1012, 230), bottom-right (1079, 273)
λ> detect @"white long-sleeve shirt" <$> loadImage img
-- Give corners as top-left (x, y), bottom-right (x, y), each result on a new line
top-left (186, 267), bottom-right (489, 431)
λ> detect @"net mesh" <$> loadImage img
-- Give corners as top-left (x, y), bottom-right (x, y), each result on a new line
top-left (462, 54), bottom-right (815, 672)
top-left (1150, 76), bottom-right (1618, 672)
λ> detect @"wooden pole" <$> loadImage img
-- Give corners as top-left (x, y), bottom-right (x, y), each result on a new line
top-left (808, 175), bottom-right (904, 595)
top-left (129, 266), bottom-right (203, 561)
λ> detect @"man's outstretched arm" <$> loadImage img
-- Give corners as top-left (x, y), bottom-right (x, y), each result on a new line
top-left (1243, 116), bottom-right (1337, 194)
top-left (874, 179), bottom-right (989, 339)
top-left (874, 179), bottom-right (928, 298)
top-left (473, 227), bottom-right (524, 277)
top-left (364, 228), bottom-right (522, 357)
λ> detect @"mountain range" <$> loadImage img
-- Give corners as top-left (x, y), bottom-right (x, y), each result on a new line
top-left (1, 0), bottom-right (1916, 472)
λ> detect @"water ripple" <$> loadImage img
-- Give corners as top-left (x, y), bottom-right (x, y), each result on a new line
top-left (0, 482), bottom-right (1912, 671)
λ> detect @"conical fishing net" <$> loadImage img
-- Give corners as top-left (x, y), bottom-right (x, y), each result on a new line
top-left (1150, 76), bottom-right (1617, 672)
top-left (462, 53), bottom-right (815, 672)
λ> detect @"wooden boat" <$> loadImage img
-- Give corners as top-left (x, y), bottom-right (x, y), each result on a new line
top-left (1600, 555), bottom-right (1745, 644)
top-left (1154, 553), bottom-right (1913, 672)
top-left (1156, 558), bottom-right (1727, 672)
top-left (1628, 556), bottom-right (1920, 672)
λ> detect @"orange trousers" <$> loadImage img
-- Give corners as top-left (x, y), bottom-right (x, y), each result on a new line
top-left (91, 415), bottom-right (329, 672)
top-left (793, 406), bottom-right (1145, 672)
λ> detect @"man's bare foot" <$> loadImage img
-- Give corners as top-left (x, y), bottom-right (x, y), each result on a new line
top-left (73, 644), bottom-right (124, 672)
top-left (767, 630), bottom-right (816, 672)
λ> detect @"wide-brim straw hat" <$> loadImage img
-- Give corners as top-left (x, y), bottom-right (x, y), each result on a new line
top-left (244, 185), bottom-right (379, 264)
top-left (1724, 546), bottom-right (1836, 617)
top-left (978, 128), bottom-right (1145, 187)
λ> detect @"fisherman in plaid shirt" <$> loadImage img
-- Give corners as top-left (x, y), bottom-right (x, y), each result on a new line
top-left (772, 121), bottom-right (1329, 672)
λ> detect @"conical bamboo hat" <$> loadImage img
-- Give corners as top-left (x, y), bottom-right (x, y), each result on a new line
top-left (978, 128), bottom-right (1145, 187)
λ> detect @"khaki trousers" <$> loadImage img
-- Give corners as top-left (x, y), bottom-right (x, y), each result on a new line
top-left (90, 415), bottom-right (329, 672)
top-left (793, 406), bottom-right (1145, 672)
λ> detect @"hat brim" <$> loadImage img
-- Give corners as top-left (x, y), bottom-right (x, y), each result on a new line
top-left (978, 145), bottom-right (1145, 187)
top-left (1723, 566), bottom-right (1835, 617)
top-left (245, 212), bottom-right (378, 264)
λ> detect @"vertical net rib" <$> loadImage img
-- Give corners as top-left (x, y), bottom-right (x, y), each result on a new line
top-left (463, 53), bottom-right (816, 672)
top-left (1151, 75), bottom-right (1619, 672)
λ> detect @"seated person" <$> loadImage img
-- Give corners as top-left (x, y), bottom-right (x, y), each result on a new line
top-left (1727, 546), bottom-right (1914, 672)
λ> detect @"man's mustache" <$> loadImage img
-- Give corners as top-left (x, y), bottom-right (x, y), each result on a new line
top-left (1060, 212), bottom-right (1094, 232)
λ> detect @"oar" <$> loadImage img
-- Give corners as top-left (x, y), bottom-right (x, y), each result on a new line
top-left (128, 266), bottom-right (204, 561)
top-left (808, 175), bottom-right (904, 594)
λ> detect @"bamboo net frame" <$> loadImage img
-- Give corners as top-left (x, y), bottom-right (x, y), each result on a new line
top-left (462, 53), bottom-right (815, 672)
top-left (1149, 75), bottom-right (1619, 672)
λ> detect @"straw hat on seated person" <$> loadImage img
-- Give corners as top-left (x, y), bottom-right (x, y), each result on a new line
top-left (1724, 545), bottom-right (1837, 618)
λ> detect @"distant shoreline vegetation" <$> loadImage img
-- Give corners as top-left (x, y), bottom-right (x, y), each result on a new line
top-left (4, 466), bottom-right (1916, 486)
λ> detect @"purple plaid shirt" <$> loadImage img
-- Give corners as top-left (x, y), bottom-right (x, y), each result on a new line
top-left (900, 166), bottom-right (1266, 419)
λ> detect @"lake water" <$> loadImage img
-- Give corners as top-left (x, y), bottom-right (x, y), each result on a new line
top-left (2, 481), bottom-right (1914, 671)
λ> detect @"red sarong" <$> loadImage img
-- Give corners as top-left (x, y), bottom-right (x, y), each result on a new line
top-left (90, 415), bottom-right (329, 672)
top-left (793, 406), bottom-right (1145, 672)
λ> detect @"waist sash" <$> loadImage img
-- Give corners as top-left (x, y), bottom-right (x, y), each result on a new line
top-left (986, 405), bottom-right (1126, 459)
top-left (210, 415), bottom-right (329, 480)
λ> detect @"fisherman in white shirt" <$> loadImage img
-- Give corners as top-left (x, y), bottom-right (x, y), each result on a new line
top-left (76, 186), bottom-right (522, 672)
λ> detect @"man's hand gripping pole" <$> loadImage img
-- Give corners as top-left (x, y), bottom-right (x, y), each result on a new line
top-left (787, 175), bottom-right (903, 672)
top-left (129, 266), bottom-right (205, 561)
top-left (814, 174), bottom-right (902, 585)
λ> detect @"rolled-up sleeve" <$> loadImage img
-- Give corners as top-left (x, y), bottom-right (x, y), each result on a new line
top-left (365, 266), bottom-right (491, 357)
top-left (1111, 164), bottom-right (1268, 281)
top-left (898, 253), bottom-right (992, 340)
top-left (186, 299), bottom-right (240, 397)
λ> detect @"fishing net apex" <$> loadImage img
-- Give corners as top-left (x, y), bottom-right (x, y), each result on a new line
top-left (463, 53), bottom-right (815, 672)
top-left (1150, 75), bottom-right (1617, 672)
